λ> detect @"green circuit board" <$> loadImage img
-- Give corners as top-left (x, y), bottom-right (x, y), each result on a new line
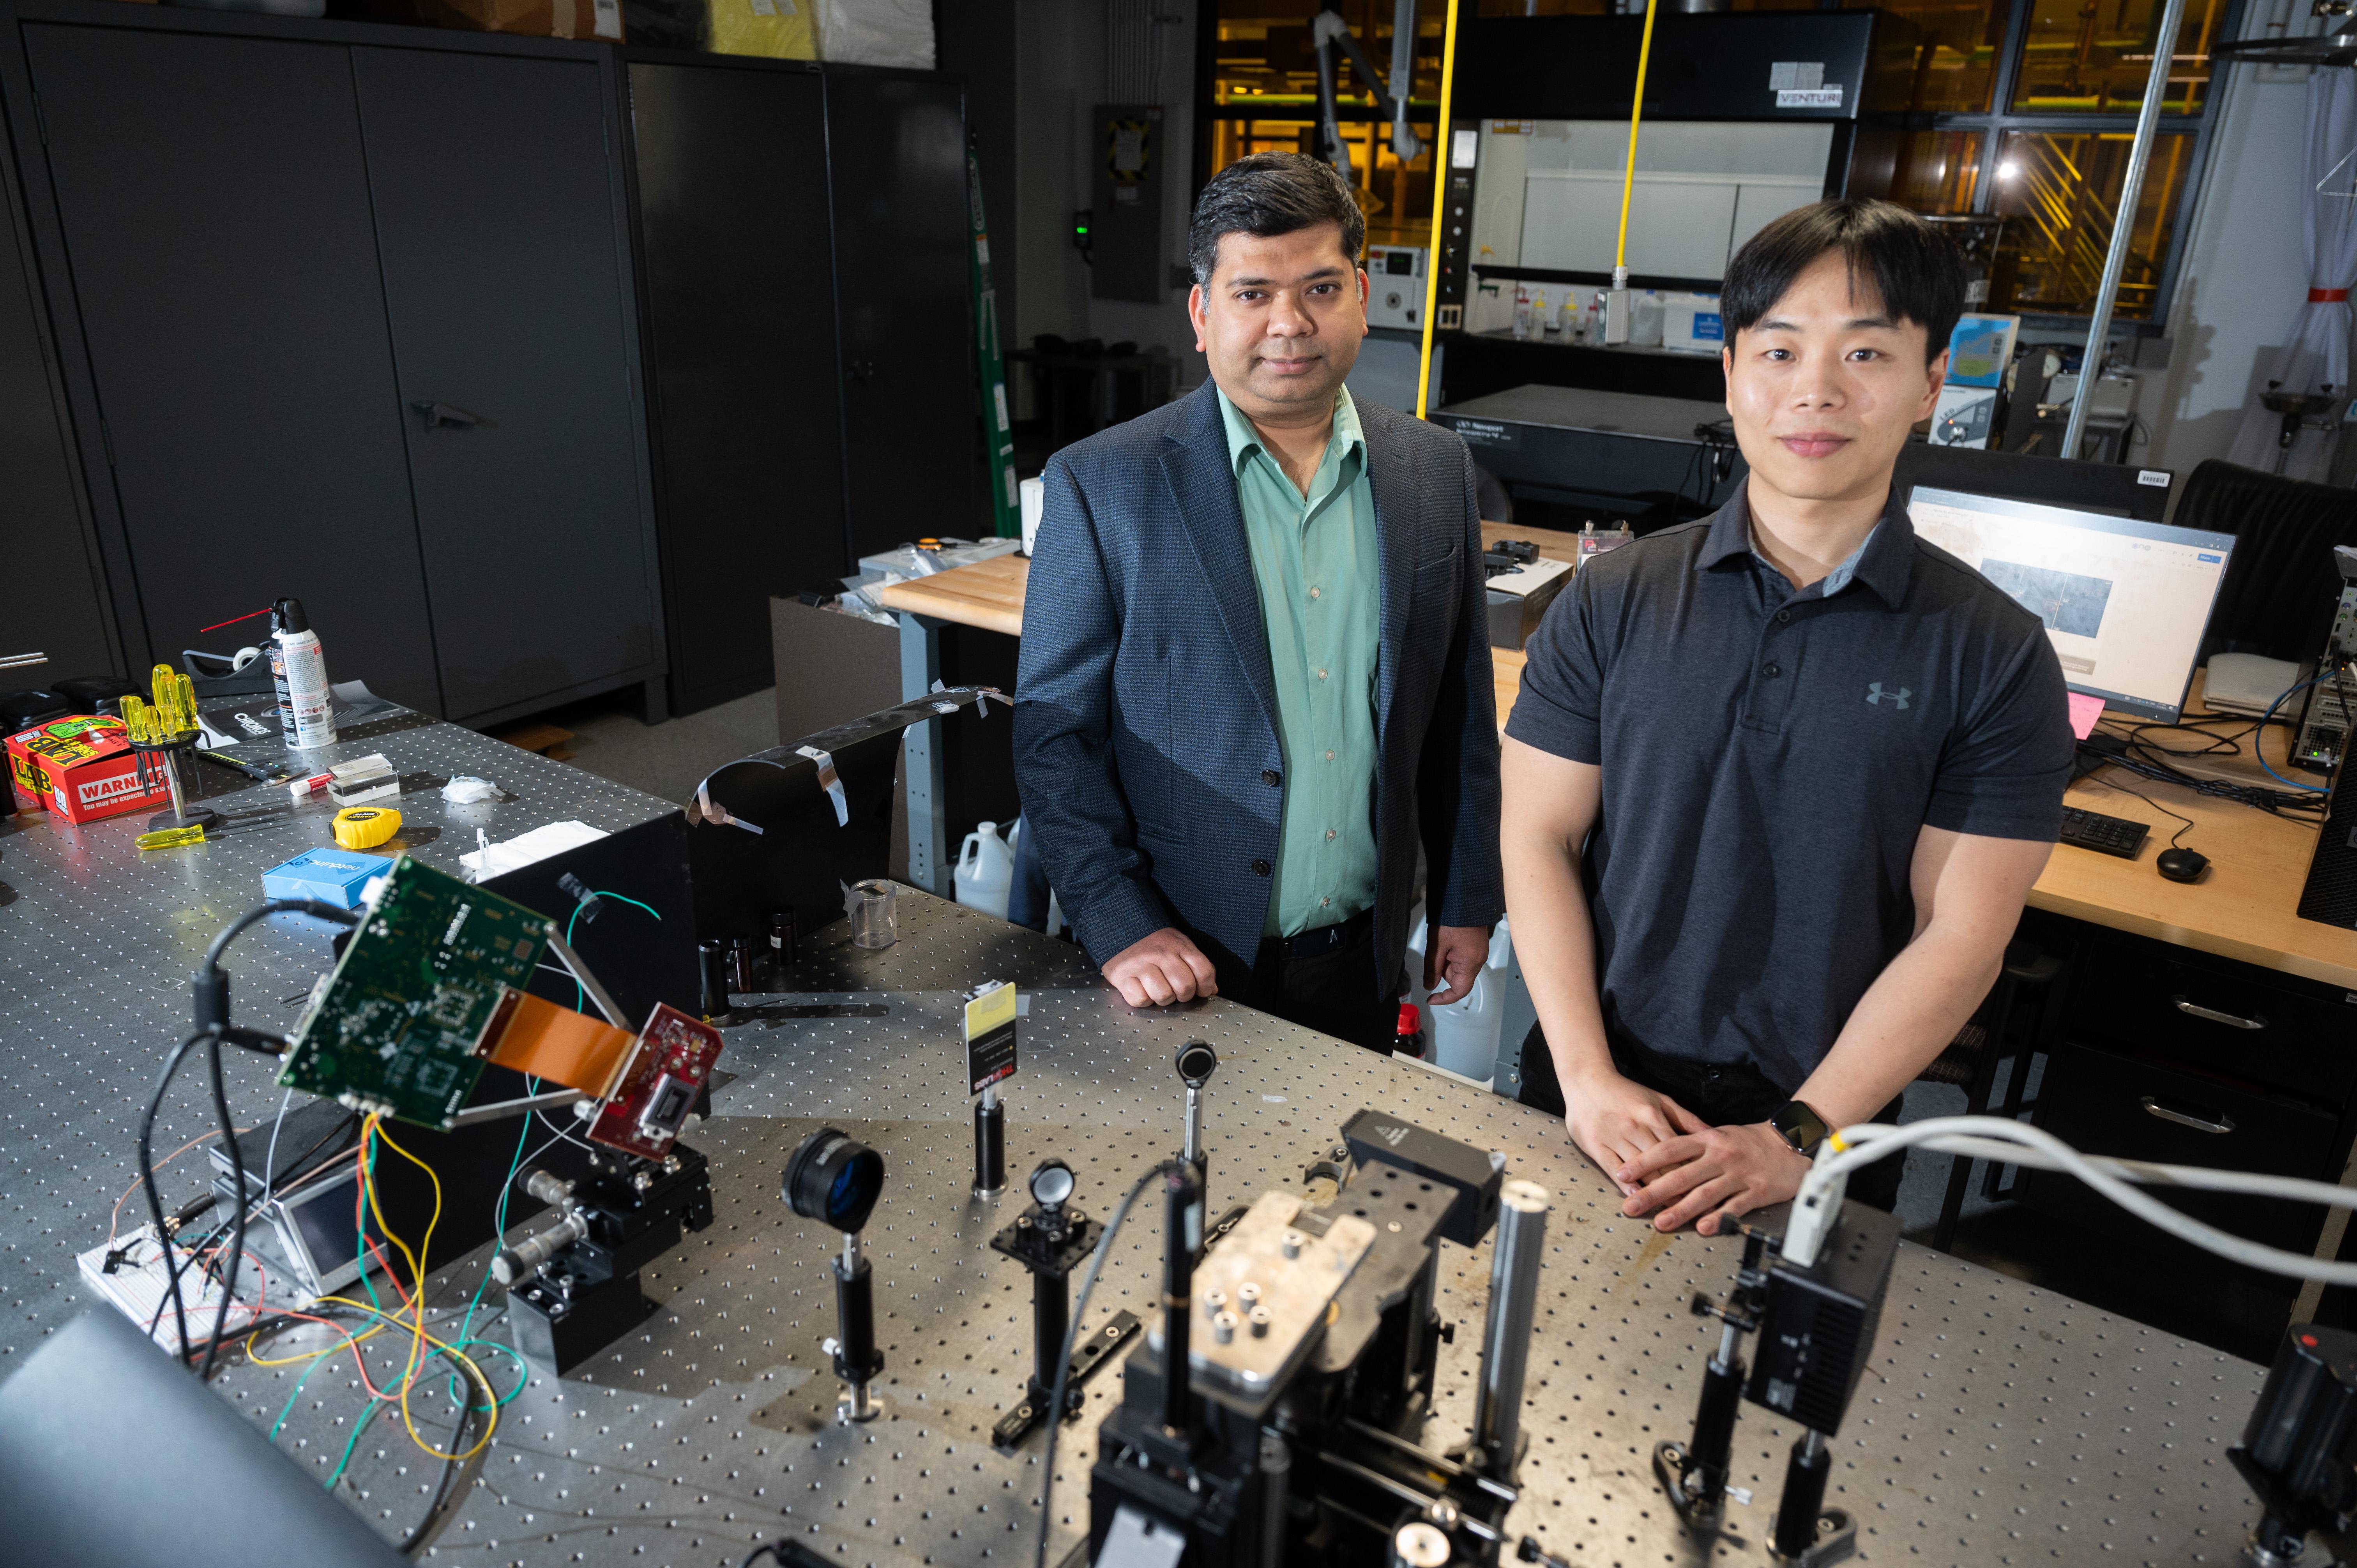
top-left (278, 856), bottom-right (551, 1128)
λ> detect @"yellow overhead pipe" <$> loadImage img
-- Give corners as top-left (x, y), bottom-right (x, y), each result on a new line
top-left (1413, 0), bottom-right (1461, 419)
top-left (1606, 0), bottom-right (1661, 342)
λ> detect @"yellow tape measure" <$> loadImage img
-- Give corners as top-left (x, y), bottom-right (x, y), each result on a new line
top-left (333, 806), bottom-right (401, 849)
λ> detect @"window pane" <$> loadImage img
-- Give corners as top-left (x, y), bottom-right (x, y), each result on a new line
top-left (1208, 118), bottom-right (1441, 251)
top-left (1989, 128), bottom-right (2193, 318)
top-left (1860, 0), bottom-right (2014, 111)
top-left (2011, 0), bottom-right (2226, 113)
top-left (1218, 1), bottom-right (1448, 108)
top-left (1850, 128), bottom-right (1986, 212)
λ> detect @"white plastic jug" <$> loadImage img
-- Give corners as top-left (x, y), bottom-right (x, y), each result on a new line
top-left (954, 820), bottom-right (1014, 919)
top-left (1405, 912), bottom-right (1516, 1082)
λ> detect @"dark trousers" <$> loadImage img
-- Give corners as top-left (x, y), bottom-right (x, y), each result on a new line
top-left (1518, 1022), bottom-right (1906, 1213)
top-left (1239, 909), bottom-right (1400, 1054)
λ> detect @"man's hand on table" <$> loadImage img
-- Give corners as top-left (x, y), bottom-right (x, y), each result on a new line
top-left (1616, 1120), bottom-right (1812, 1236)
top-left (1560, 1066), bottom-right (1706, 1199)
top-left (1103, 927), bottom-right (1219, 1008)
top-left (1424, 924), bottom-right (1491, 1006)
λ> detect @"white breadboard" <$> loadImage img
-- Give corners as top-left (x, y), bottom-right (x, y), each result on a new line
top-left (76, 1225), bottom-right (276, 1351)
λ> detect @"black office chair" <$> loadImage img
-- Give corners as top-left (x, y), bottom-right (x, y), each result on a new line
top-left (1915, 941), bottom-right (2064, 1252)
top-left (2175, 459), bottom-right (2357, 662)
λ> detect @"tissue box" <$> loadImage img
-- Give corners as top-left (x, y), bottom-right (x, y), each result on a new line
top-left (261, 847), bottom-right (395, 908)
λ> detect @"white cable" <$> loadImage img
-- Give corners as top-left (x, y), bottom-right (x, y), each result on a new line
top-left (258, 1088), bottom-right (295, 1206)
top-left (1798, 1116), bottom-right (2357, 1285)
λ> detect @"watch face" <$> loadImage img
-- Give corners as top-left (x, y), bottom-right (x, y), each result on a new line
top-left (1774, 1102), bottom-right (1824, 1152)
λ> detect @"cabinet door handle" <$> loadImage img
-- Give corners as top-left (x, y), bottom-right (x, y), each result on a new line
top-left (2171, 996), bottom-right (2266, 1030)
top-left (2140, 1095), bottom-right (2236, 1135)
top-left (411, 401), bottom-right (484, 430)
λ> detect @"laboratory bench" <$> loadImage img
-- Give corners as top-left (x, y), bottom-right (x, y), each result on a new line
top-left (0, 696), bottom-right (2293, 1564)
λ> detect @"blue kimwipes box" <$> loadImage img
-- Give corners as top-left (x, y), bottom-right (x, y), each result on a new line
top-left (261, 847), bottom-right (395, 909)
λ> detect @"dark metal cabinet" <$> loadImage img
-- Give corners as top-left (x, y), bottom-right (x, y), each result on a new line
top-left (354, 47), bottom-right (659, 722)
top-left (0, 114), bottom-right (113, 680)
top-left (823, 70), bottom-right (976, 564)
top-left (626, 58), bottom-right (847, 715)
top-left (19, 22), bottom-right (441, 709)
top-left (3, 4), bottom-right (660, 724)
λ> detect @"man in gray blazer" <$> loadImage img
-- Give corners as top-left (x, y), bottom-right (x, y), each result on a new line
top-left (1012, 153), bottom-right (1501, 1052)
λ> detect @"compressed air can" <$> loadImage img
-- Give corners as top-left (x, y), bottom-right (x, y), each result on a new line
top-left (267, 606), bottom-right (298, 747)
top-left (273, 596), bottom-right (337, 750)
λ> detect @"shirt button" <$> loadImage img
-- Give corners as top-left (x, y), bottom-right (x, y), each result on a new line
top-left (1776, 609), bottom-right (1792, 624)
top-left (1326, 828), bottom-right (1337, 840)
top-left (1262, 769), bottom-right (1282, 787)
top-left (1317, 668), bottom-right (1328, 680)
top-left (1325, 750), bottom-right (1336, 761)
top-left (1309, 586), bottom-right (1321, 599)
top-left (1763, 662), bottom-right (1782, 677)
top-left (1321, 896), bottom-right (1332, 906)
top-left (1251, 858), bottom-right (1271, 876)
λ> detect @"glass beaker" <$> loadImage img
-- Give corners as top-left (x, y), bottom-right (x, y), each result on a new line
top-left (850, 879), bottom-right (899, 949)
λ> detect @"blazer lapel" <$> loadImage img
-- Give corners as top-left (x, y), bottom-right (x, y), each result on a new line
top-left (1361, 403), bottom-right (1417, 742)
top-left (1160, 387), bottom-right (1282, 742)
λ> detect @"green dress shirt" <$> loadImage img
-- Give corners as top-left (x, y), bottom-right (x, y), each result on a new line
top-left (1216, 385), bottom-right (1381, 937)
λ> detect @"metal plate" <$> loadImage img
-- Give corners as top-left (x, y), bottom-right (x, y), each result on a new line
top-left (1189, 1191), bottom-right (1376, 1413)
top-left (0, 711), bottom-right (2276, 1566)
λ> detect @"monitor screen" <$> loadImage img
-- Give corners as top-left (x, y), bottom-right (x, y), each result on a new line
top-left (1907, 485), bottom-right (2236, 723)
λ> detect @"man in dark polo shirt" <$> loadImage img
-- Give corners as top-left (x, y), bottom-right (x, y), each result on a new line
top-left (1502, 199), bottom-right (2074, 1234)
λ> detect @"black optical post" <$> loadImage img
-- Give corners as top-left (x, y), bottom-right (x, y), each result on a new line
top-left (1159, 1160), bottom-right (1200, 1443)
top-left (1656, 1229), bottom-right (1771, 1529)
top-left (965, 982), bottom-right (1018, 1199)
top-left (988, 1159), bottom-right (1142, 1450)
top-left (975, 1089), bottom-right (1005, 1198)
top-left (783, 1127), bottom-right (887, 1423)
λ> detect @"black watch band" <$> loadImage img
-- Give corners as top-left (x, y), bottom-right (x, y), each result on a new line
top-left (1769, 1099), bottom-right (1831, 1157)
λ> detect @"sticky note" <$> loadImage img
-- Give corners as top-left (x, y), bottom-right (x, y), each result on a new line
top-left (2067, 691), bottom-right (2106, 740)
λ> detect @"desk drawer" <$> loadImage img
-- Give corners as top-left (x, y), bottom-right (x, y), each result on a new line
top-left (2023, 1043), bottom-right (2338, 1256)
top-left (2062, 934), bottom-right (2357, 1104)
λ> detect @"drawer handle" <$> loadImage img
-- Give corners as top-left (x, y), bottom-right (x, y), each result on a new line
top-left (2140, 1095), bottom-right (2236, 1135)
top-left (2171, 996), bottom-right (2267, 1031)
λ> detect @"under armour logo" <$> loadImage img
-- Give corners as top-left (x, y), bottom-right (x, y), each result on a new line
top-left (1866, 683), bottom-right (1912, 710)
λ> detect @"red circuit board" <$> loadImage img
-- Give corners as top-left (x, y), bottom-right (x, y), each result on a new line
top-left (587, 1003), bottom-right (723, 1158)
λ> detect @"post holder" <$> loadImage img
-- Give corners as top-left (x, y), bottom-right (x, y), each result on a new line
top-left (986, 1172), bottom-right (1141, 1451)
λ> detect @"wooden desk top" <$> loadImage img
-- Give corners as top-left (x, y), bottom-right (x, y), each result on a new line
top-left (870, 546), bottom-right (2355, 991)
top-left (1484, 521), bottom-right (1587, 564)
top-left (2037, 673), bottom-right (2354, 991)
top-left (871, 553), bottom-right (1029, 637)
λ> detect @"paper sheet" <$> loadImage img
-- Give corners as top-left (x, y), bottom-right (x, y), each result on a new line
top-left (459, 819), bottom-right (609, 880)
top-left (2067, 691), bottom-right (2106, 740)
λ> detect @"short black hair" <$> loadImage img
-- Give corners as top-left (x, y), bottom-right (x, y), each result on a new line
top-left (1720, 199), bottom-right (1965, 363)
top-left (1188, 152), bottom-right (1365, 289)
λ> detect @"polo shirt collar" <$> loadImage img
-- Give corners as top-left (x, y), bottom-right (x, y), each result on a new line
top-left (1695, 485), bottom-right (1917, 606)
top-left (1215, 383), bottom-right (1364, 478)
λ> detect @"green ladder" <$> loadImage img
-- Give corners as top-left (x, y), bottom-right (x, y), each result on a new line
top-left (968, 138), bottom-right (1020, 539)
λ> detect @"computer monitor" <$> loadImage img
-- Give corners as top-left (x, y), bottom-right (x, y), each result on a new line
top-left (1907, 485), bottom-right (2237, 723)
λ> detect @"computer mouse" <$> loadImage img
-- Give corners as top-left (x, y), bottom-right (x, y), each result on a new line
top-left (2156, 847), bottom-right (2209, 883)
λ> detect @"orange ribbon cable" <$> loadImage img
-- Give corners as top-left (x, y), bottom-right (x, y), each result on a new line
top-left (480, 990), bottom-right (641, 1098)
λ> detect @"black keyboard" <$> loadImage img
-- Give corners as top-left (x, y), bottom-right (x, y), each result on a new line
top-left (2059, 805), bottom-right (2148, 858)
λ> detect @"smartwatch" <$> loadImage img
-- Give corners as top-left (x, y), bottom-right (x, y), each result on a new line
top-left (1769, 1099), bottom-right (1831, 1158)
